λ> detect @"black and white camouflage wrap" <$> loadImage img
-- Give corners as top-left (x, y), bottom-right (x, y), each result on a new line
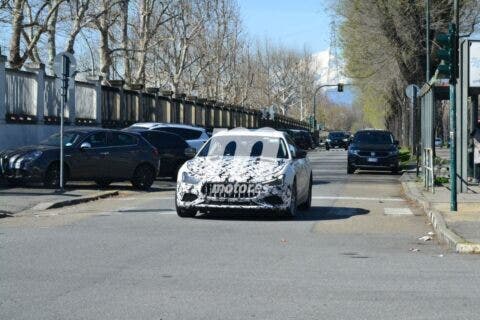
top-left (176, 156), bottom-right (293, 210)
top-left (176, 129), bottom-right (312, 212)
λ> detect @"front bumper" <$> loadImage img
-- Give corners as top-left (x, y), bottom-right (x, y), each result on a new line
top-left (348, 155), bottom-right (399, 170)
top-left (176, 181), bottom-right (292, 211)
top-left (0, 160), bottom-right (43, 182)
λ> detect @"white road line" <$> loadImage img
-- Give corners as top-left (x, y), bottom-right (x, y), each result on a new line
top-left (312, 196), bottom-right (405, 202)
top-left (384, 208), bottom-right (413, 215)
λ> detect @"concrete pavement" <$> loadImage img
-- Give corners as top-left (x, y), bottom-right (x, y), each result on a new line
top-left (1, 150), bottom-right (480, 320)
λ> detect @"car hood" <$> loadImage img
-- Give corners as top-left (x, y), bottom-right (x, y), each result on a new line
top-left (185, 156), bottom-right (288, 183)
top-left (0, 144), bottom-right (58, 158)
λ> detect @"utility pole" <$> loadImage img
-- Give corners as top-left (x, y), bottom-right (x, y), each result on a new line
top-left (426, 0), bottom-right (431, 81)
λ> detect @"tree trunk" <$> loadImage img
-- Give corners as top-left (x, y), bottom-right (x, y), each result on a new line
top-left (9, 0), bottom-right (25, 69)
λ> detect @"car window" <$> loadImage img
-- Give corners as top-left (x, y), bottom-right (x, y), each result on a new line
top-left (84, 132), bottom-right (107, 148)
top-left (353, 132), bottom-right (394, 145)
top-left (155, 127), bottom-right (202, 140)
top-left (198, 136), bottom-right (287, 159)
top-left (109, 132), bottom-right (138, 146)
top-left (143, 131), bottom-right (187, 149)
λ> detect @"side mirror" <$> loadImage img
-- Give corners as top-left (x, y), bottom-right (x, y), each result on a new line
top-left (295, 149), bottom-right (307, 159)
top-left (394, 140), bottom-right (399, 146)
top-left (80, 142), bottom-right (91, 150)
top-left (184, 147), bottom-right (196, 158)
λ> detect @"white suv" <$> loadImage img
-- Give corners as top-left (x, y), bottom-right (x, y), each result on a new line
top-left (128, 123), bottom-right (209, 151)
top-left (175, 128), bottom-right (313, 218)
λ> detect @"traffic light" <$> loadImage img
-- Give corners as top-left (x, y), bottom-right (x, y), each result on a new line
top-left (436, 23), bottom-right (457, 83)
top-left (337, 83), bottom-right (344, 92)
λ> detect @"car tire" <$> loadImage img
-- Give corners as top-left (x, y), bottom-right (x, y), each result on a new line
top-left (95, 179), bottom-right (112, 188)
top-left (131, 164), bottom-right (155, 190)
top-left (175, 193), bottom-right (196, 218)
top-left (391, 166), bottom-right (400, 175)
top-left (43, 163), bottom-right (67, 188)
top-left (347, 164), bottom-right (355, 174)
top-left (283, 180), bottom-right (298, 219)
top-left (299, 176), bottom-right (312, 210)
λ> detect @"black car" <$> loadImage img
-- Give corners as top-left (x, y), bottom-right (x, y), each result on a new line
top-left (0, 128), bottom-right (159, 189)
top-left (347, 130), bottom-right (400, 174)
top-left (326, 131), bottom-right (350, 150)
top-left (283, 129), bottom-right (314, 150)
top-left (124, 129), bottom-right (196, 179)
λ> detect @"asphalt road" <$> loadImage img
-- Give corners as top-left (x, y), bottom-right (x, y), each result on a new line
top-left (2, 149), bottom-right (480, 320)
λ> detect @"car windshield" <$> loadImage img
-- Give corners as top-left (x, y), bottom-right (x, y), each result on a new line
top-left (354, 131), bottom-right (393, 145)
top-left (329, 132), bottom-right (347, 139)
top-left (41, 132), bottom-right (81, 147)
top-left (198, 136), bottom-right (288, 159)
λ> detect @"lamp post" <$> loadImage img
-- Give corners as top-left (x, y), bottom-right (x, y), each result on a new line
top-left (312, 83), bottom-right (346, 131)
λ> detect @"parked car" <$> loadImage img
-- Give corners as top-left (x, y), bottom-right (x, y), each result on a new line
top-left (280, 129), bottom-right (314, 150)
top-left (175, 127), bottom-right (312, 218)
top-left (347, 130), bottom-right (400, 174)
top-left (127, 123), bottom-right (209, 151)
top-left (124, 129), bottom-right (196, 179)
top-left (435, 137), bottom-right (443, 148)
top-left (326, 131), bottom-right (350, 150)
top-left (0, 128), bottom-right (159, 189)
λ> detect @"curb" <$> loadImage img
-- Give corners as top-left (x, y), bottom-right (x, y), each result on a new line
top-left (400, 172), bottom-right (480, 254)
top-left (24, 190), bottom-right (120, 213)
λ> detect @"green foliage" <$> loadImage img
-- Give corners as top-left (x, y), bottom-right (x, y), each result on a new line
top-left (434, 176), bottom-right (449, 186)
top-left (399, 148), bottom-right (411, 163)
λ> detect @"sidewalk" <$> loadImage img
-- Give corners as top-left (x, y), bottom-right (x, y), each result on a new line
top-left (401, 171), bottom-right (480, 253)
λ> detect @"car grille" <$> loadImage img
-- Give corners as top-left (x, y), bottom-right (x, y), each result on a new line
top-left (202, 182), bottom-right (260, 199)
top-left (358, 151), bottom-right (389, 157)
top-left (0, 155), bottom-right (9, 174)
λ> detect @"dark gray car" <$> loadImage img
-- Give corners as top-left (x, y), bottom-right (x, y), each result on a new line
top-left (0, 128), bottom-right (159, 190)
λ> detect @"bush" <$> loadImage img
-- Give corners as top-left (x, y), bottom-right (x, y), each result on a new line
top-left (399, 148), bottom-right (411, 163)
top-left (434, 176), bottom-right (449, 186)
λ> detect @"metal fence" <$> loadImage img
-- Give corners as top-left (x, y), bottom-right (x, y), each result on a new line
top-left (0, 55), bottom-right (309, 131)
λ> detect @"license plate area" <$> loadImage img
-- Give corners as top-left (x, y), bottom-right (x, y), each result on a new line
top-left (367, 157), bottom-right (378, 163)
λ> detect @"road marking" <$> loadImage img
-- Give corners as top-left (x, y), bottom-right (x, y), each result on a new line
top-left (384, 208), bottom-right (413, 215)
top-left (312, 196), bottom-right (404, 202)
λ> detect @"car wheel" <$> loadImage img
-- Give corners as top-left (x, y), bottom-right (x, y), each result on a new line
top-left (95, 179), bottom-right (112, 188)
top-left (43, 163), bottom-right (67, 188)
top-left (131, 164), bottom-right (155, 190)
top-left (326, 145), bottom-right (330, 151)
top-left (299, 176), bottom-right (312, 210)
top-left (391, 166), bottom-right (400, 174)
top-left (175, 193), bottom-right (196, 218)
top-left (170, 164), bottom-right (181, 181)
top-left (347, 164), bottom-right (355, 174)
top-left (283, 181), bottom-right (298, 218)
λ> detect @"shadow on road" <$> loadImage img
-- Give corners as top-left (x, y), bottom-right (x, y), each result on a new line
top-left (312, 179), bottom-right (330, 186)
top-left (196, 206), bottom-right (369, 221)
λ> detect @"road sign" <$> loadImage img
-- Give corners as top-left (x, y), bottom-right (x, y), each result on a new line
top-left (53, 52), bottom-right (76, 192)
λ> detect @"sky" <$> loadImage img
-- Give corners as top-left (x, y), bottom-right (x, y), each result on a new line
top-left (238, 0), bottom-right (354, 105)
top-left (238, 0), bottom-right (332, 53)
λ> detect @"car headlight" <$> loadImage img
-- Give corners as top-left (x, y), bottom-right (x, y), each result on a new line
top-left (21, 151), bottom-right (43, 162)
top-left (342, 138), bottom-right (349, 142)
top-left (182, 171), bottom-right (200, 184)
top-left (348, 149), bottom-right (360, 155)
top-left (264, 174), bottom-right (285, 186)
top-left (388, 150), bottom-right (399, 156)
top-left (326, 139), bottom-right (331, 142)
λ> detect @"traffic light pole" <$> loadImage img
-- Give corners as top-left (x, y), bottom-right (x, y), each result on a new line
top-left (312, 83), bottom-right (345, 131)
top-left (450, 0), bottom-right (459, 211)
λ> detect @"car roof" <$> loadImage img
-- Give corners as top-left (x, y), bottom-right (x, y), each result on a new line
top-left (355, 129), bottom-right (392, 134)
top-left (131, 122), bottom-right (205, 132)
top-left (64, 127), bottom-right (118, 134)
top-left (213, 127), bottom-right (286, 138)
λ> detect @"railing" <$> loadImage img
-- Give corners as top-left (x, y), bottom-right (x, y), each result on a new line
top-left (423, 147), bottom-right (435, 193)
top-left (0, 55), bottom-right (309, 131)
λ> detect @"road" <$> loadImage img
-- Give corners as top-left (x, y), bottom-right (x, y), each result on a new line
top-left (2, 150), bottom-right (480, 320)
